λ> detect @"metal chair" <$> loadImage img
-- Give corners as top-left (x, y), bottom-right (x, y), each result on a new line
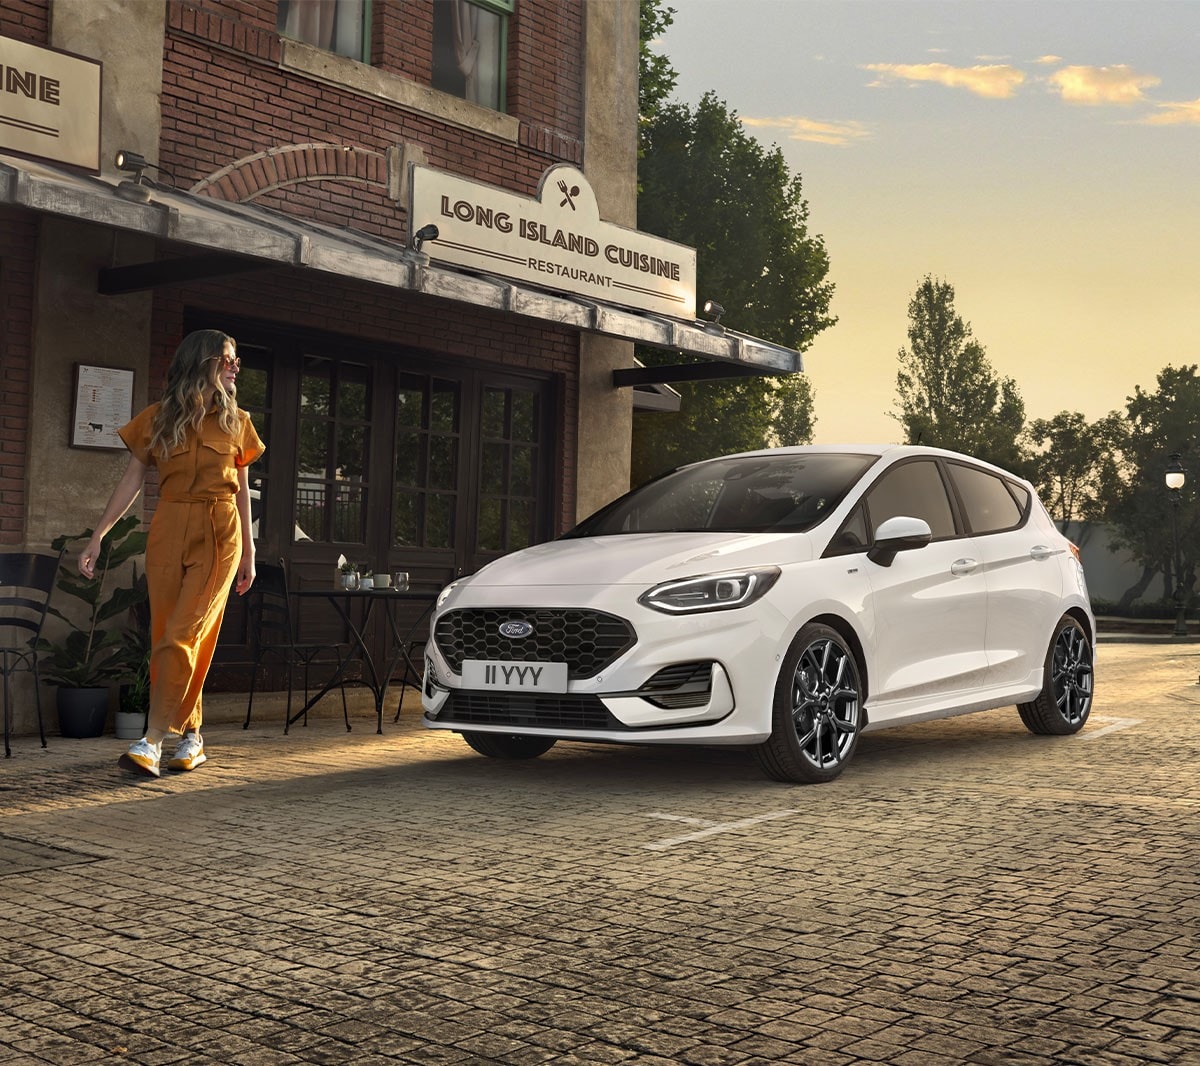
top-left (243, 559), bottom-right (350, 732)
top-left (1, 549), bottom-right (65, 756)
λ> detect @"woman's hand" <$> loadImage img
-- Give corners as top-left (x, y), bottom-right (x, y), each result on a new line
top-left (235, 553), bottom-right (256, 596)
top-left (78, 534), bottom-right (104, 579)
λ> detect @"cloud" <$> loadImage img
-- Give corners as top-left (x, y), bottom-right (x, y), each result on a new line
top-left (1047, 64), bottom-right (1160, 105)
top-left (741, 114), bottom-right (872, 148)
top-left (741, 115), bottom-right (871, 147)
top-left (1140, 97), bottom-right (1200, 126)
top-left (1035, 54), bottom-right (1063, 65)
top-left (862, 62), bottom-right (1025, 99)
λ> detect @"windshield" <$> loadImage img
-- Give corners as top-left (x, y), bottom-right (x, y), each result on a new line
top-left (566, 452), bottom-right (879, 537)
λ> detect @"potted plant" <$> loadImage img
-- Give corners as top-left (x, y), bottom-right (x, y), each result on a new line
top-left (338, 559), bottom-right (360, 590)
top-left (39, 515), bottom-right (148, 738)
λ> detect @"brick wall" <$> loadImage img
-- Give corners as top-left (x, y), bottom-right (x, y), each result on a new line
top-left (0, 210), bottom-right (37, 545)
top-left (0, 0), bottom-right (49, 43)
top-left (161, 1), bottom-right (584, 248)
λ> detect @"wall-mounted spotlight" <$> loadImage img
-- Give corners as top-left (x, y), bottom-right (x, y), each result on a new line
top-left (114, 149), bottom-right (160, 204)
top-left (413, 224), bottom-right (440, 253)
top-left (701, 300), bottom-right (726, 331)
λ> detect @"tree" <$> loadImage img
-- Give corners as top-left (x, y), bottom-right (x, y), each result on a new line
top-left (632, 85), bottom-right (835, 482)
top-left (1026, 410), bottom-right (1125, 530)
top-left (1102, 365), bottom-right (1200, 608)
top-left (639, 0), bottom-right (677, 129)
top-left (893, 276), bottom-right (1026, 471)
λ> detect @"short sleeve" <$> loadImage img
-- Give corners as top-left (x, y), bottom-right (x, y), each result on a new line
top-left (117, 404), bottom-right (159, 467)
top-left (236, 410), bottom-right (266, 468)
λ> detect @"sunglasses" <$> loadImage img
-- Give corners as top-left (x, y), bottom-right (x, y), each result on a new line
top-left (209, 353), bottom-right (241, 372)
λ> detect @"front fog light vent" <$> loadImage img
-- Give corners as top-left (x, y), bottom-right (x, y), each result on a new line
top-left (638, 661), bottom-right (714, 709)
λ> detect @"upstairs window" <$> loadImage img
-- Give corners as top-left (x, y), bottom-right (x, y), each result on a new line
top-left (432, 0), bottom-right (511, 111)
top-left (278, 0), bottom-right (368, 62)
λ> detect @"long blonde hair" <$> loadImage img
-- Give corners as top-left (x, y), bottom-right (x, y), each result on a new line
top-left (149, 330), bottom-right (240, 459)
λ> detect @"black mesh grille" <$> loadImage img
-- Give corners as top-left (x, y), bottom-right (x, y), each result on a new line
top-left (436, 692), bottom-right (624, 731)
top-left (639, 661), bottom-right (714, 709)
top-left (434, 608), bottom-right (636, 679)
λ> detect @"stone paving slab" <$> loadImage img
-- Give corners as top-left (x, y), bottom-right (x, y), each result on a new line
top-left (0, 644), bottom-right (1198, 1064)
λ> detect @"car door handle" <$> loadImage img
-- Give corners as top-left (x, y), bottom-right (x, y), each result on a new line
top-left (950, 558), bottom-right (978, 575)
top-left (1029, 545), bottom-right (1063, 560)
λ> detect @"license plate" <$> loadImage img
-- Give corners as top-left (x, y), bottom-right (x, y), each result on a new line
top-left (462, 660), bottom-right (568, 693)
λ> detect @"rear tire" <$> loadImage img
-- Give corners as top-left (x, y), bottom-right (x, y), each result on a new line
top-left (1017, 615), bottom-right (1093, 735)
top-left (756, 623), bottom-right (863, 784)
top-left (462, 732), bottom-right (557, 759)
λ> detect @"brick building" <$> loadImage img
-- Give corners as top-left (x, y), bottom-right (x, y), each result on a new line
top-left (0, 1), bottom-right (800, 735)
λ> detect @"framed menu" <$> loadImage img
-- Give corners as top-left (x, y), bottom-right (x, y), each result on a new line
top-left (71, 364), bottom-right (134, 450)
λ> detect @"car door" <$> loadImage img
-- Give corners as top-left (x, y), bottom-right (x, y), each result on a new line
top-left (855, 459), bottom-right (989, 716)
top-left (944, 461), bottom-right (1063, 687)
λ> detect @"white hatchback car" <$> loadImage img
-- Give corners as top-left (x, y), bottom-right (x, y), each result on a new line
top-left (422, 445), bottom-right (1095, 783)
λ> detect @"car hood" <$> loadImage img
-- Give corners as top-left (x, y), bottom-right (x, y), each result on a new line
top-left (461, 531), bottom-right (814, 588)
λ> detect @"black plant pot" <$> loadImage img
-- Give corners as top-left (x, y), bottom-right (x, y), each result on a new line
top-left (56, 687), bottom-right (110, 739)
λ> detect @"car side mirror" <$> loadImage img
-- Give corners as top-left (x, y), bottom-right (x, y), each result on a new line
top-left (867, 516), bottom-right (933, 568)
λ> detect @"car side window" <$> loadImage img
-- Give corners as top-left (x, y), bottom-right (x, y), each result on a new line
top-left (864, 460), bottom-right (957, 539)
top-left (947, 463), bottom-right (1026, 534)
top-left (824, 503), bottom-right (870, 556)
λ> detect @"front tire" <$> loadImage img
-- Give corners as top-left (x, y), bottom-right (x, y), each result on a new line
top-left (1018, 615), bottom-right (1093, 735)
top-left (462, 732), bottom-right (557, 759)
top-left (756, 623), bottom-right (864, 784)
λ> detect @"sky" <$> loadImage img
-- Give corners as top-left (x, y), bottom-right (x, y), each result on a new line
top-left (654, 0), bottom-right (1200, 445)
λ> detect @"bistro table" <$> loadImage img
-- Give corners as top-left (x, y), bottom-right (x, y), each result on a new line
top-left (290, 587), bottom-right (436, 734)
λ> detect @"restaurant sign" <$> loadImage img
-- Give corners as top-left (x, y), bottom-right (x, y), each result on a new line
top-left (0, 35), bottom-right (101, 171)
top-left (410, 163), bottom-right (697, 319)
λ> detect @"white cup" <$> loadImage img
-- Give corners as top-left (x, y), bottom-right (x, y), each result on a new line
top-left (374, 573), bottom-right (392, 588)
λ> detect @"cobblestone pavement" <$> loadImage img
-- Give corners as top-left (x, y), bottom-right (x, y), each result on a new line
top-left (1, 643), bottom-right (1197, 1065)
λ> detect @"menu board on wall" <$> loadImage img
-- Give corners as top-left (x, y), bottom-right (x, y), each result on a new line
top-left (71, 364), bottom-right (134, 450)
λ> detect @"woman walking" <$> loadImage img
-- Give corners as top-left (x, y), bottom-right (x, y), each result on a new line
top-left (79, 330), bottom-right (264, 777)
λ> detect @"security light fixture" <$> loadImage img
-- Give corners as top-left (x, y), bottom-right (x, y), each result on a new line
top-left (413, 224), bottom-right (440, 253)
top-left (114, 149), bottom-right (155, 204)
top-left (702, 300), bottom-right (725, 324)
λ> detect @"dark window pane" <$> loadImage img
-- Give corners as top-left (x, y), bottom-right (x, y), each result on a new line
top-left (429, 436), bottom-right (457, 490)
top-left (482, 388), bottom-right (506, 437)
top-left (508, 500), bottom-right (532, 551)
top-left (336, 423), bottom-right (367, 480)
top-left (396, 386), bottom-right (423, 428)
top-left (298, 421), bottom-right (329, 477)
top-left (393, 491), bottom-right (418, 547)
top-left (338, 376), bottom-right (368, 421)
top-left (866, 461), bottom-right (956, 539)
top-left (478, 497), bottom-right (503, 552)
top-left (427, 494), bottom-right (455, 549)
top-left (511, 445), bottom-right (533, 496)
top-left (511, 390), bottom-right (536, 441)
top-left (296, 480), bottom-right (326, 541)
top-left (948, 463), bottom-right (1024, 534)
top-left (300, 371), bottom-right (330, 416)
top-left (481, 441), bottom-right (505, 489)
top-left (431, 380), bottom-right (459, 432)
top-left (237, 368), bottom-right (268, 409)
top-left (333, 484), bottom-right (365, 543)
top-left (394, 430), bottom-right (421, 485)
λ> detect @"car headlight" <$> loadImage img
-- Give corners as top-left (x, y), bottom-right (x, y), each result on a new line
top-left (639, 566), bottom-right (781, 614)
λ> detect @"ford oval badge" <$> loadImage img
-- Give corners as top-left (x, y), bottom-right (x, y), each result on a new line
top-left (499, 620), bottom-right (534, 639)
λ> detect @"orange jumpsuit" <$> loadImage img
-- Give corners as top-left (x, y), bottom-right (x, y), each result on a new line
top-left (119, 405), bottom-right (265, 736)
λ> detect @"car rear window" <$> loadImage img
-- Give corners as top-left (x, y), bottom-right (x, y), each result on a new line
top-left (946, 462), bottom-right (1028, 534)
top-left (566, 453), bottom-right (879, 536)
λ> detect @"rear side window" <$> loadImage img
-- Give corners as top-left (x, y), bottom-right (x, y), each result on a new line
top-left (863, 460), bottom-right (956, 539)
top-left (947, 463), bottom-right (1026, 534)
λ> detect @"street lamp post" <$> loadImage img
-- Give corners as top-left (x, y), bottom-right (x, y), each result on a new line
top-left (1165, 453), bottom-right (1187, 637)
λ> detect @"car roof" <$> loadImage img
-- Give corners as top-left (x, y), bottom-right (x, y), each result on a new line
top-left (682, 444), bottom-right (1025, 481)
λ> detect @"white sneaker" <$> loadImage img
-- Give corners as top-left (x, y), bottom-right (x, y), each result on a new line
top-left (167, 731), bottom-right (207, 772)
top-left (118, 737), bottom-right (162, 778)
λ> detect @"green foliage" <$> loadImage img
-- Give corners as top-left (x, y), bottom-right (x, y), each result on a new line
top-left (894, 276), bottom-right (1026, 471)
top-left (1101, 365), bottom-right (1199, 604)
top-left (39, 515), bottom-right (149, 688)
top-left (639, 0), bottom-right (677, 127)
top-left (1026, 410), bottom-right (1126, 528)
top-left (632, 89), bottom-right (834, 484)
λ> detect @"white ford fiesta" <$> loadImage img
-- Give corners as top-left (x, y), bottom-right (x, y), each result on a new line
top-left (422, 445), bottom-right (1095, 783)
